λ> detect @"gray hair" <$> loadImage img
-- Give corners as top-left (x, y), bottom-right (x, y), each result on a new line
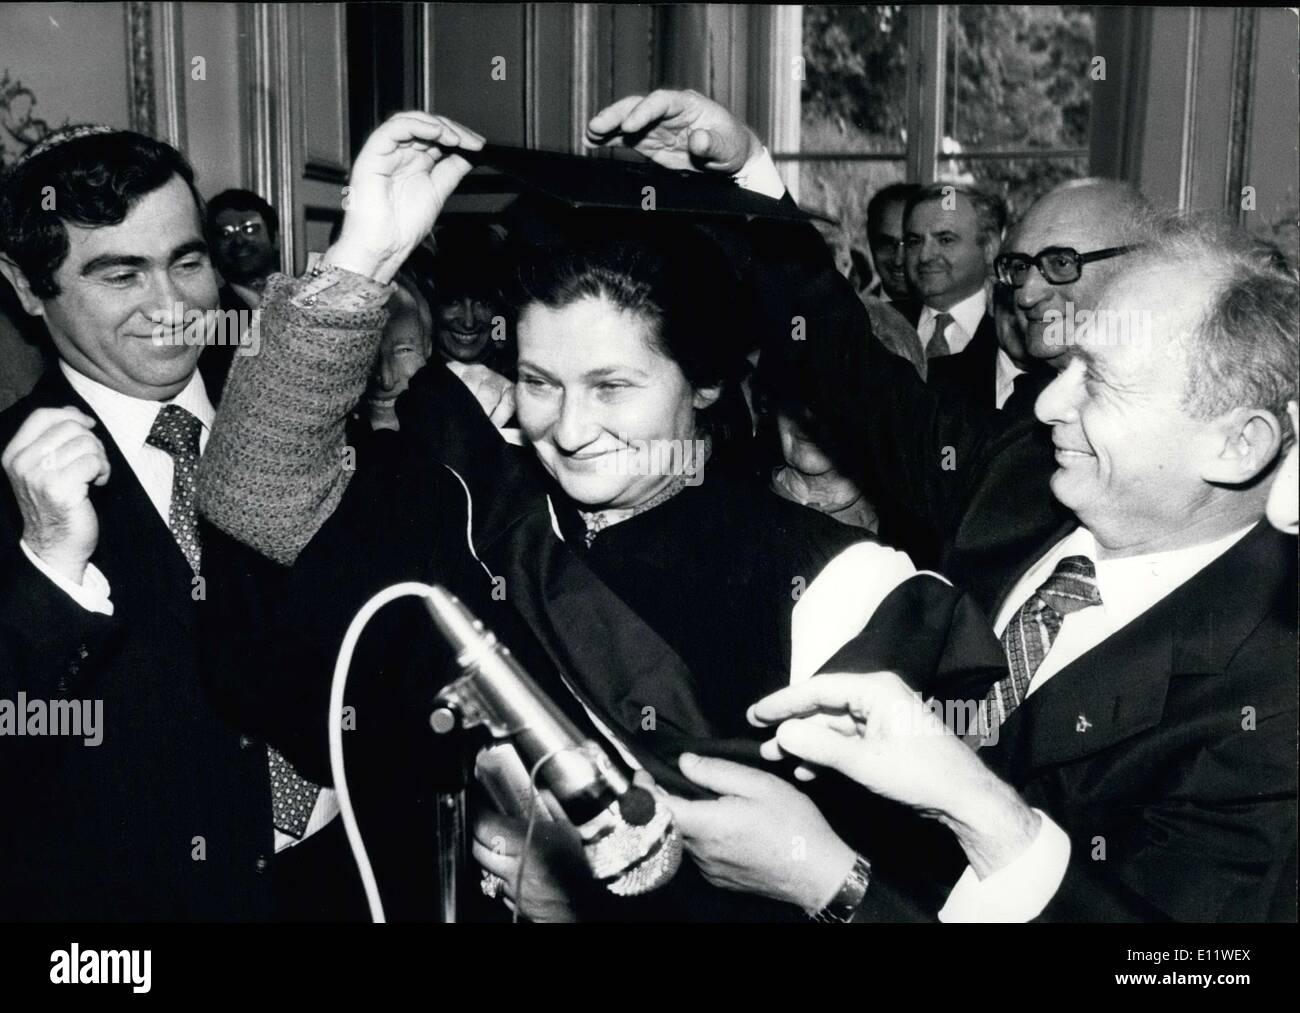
top-left (1132, 213), bottom-right (1298, 449)
top-left (904, 182), bottom-right (1007, 246)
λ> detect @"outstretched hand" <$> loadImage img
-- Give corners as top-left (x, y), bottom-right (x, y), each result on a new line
top-left (325, 112), bottom-right (484, 285)
top-left (585, 89), bottom-right (760, 175)
top-left (749, 672), bottom-right (1041, 877)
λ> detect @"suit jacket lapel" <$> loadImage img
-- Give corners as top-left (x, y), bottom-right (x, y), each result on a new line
top-left (986, 516), bottom-right (1078, 620)
top-left (988, 521), bottom-right (1284, 780)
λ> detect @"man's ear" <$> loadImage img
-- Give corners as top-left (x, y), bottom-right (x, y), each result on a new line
top-left (692, 385), bottom-right (722, 411)
top-left (1202, 406), bottom-right (1283, 485)
top-left (0, 255), bottom-right (46, 317)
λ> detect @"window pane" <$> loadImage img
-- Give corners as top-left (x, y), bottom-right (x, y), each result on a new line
top-left (944, 5), bottom-right (1095, 156)
top-left (939, 153), bottom-right (1091, 219)
top-left (799, 4), bottom-right (911, 156)
top-left (792, 159), bottom-right (909, 280)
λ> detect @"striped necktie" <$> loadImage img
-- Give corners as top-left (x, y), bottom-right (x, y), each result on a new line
top-left (979, 554), bottom-right (1102, 740)
top-left (147, 404), bottom-right (322, 840)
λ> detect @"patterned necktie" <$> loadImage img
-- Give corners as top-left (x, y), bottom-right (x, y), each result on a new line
top-left (980, 554), bottom-right (1102, 739)
top-left (147, 404), bottom-right (321, 840)
top-left (927, 312), bottom-right (954, 359)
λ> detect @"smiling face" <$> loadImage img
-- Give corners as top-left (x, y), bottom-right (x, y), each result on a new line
top-left (1006, 185), bottom-right (1140, 365)
top-left (868, 198), bottom-right (910, 300)
top-left (904, 195), bottom-right (993, 310)
top-left (1033, 267), bottom-right (1230, 553)
top-left (434, 289), bottom-right (497, 363)
top-left (514, 294), bottom-right (716, 510)
top-left (20, 175), bottom-right (217, 400)
top-left (367, 277), bottom-right (433, 430)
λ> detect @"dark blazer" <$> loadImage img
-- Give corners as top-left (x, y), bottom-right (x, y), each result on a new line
top-left (783, 259), bottom-right (1297, 921)
top-left (0, 365), bottom-right (275, 921)
top-left (856, 518), bottom-right (1298, 922)
top-left (895, 296), bottom-right (1001, 409)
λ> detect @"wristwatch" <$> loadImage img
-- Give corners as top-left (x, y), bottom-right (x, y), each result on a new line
top-left (809, 853), bottom-right (872, 923)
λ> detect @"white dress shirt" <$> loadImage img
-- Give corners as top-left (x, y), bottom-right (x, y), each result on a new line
top-left (994, 347), bottom-right (1027, 410)
top-left (20, 362), bottom-right (336, 852)
top-left (938, 521), bottom-right (1256, 921)
top-left (917, 287), bottom-right (987, 357)
top-left (992, 523), bottom-right (1255, 692)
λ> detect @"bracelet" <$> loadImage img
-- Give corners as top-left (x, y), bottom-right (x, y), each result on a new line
top-left (809, 853), bottom-right (872, 923)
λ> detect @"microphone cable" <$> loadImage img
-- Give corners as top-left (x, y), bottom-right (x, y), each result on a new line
top-left (329, 580), bottom-right (553, 924)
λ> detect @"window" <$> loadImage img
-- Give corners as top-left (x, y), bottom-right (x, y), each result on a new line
top-left (777, 4), bottom-right (1096, 276)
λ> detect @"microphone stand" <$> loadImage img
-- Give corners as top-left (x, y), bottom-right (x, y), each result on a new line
top-left (429, 701), bottom-right (472, 924)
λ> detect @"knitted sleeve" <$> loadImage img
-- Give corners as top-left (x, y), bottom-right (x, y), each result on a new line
top-left (198, 269), bottom-right (391, 565)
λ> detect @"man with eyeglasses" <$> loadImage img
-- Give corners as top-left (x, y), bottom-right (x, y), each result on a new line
top-left (206, 188), bottom-right (282, 313)
top-left (996, 178), bottom-right (1150, 368)
top-left (202, 189), bottom-right (282, 395)
top-left (865, 182), bottom-right (919, 302)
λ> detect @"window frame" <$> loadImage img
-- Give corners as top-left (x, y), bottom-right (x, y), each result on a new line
top-left (769, 4), bottom-right (1095, 186)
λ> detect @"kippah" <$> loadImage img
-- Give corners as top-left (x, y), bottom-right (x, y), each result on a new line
top-left (12, 124), bottom-right (118, 170)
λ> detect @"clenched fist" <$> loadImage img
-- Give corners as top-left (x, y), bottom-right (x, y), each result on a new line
top-left (2, 407), bottom-right (111, 585)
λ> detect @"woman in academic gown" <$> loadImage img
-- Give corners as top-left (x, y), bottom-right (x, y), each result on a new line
top-left (198, 94), bottom-right (1007, 922)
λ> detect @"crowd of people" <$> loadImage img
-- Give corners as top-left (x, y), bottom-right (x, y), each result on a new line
top-left (0, 87), bottom-right (1294, 923)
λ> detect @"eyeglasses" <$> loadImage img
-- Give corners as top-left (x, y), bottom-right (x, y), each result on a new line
top-left (995, 245), bottom-right (1140, 288)
top-left (218, 220), bottom-right (265, 238)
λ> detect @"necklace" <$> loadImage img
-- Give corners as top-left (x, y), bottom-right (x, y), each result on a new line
top-left (578, 436), bottom-right (712, 546)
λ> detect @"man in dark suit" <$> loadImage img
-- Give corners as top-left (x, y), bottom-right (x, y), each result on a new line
top-left (546, 96), bottom-right (1294, 922)
top-left (0, 126), bottom-right (351, 920)
top-left (709, 215), bottom-right (1297, 922)
top-left (893, 182), bottom-right (1005, 407)
top-left (864, 180), bottom-right (1152, 569)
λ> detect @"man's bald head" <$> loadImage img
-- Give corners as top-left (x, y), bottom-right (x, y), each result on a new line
top-left (1004, 178), bottom-right (1153, 362)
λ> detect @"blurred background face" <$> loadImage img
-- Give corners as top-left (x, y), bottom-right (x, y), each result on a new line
top-left (1033, 269), bottom-right (1216, 551)
top-left (367, 278), bottom-right (433, 430)
top-left (515, 294), bottom-right (707, 510)
top-left (776, 410), bottom-right (836, 477)
top-left (904, 195), bottom-right (991, 309)
top-left (36, 175), bottom-right (217, 400)
top-left (434, 289), bottom-right (497, 363)
top-left (212, 207), bottom-right (278, 283)
top-left (1006, 191), bottom-right (1134, 366)
top-left (869, 199), bottom-right (910, 300)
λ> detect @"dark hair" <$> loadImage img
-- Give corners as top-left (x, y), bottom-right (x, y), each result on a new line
top-left (504, 220), bottom-right (752, 444)
top-left (904, 181), bottom-right (1007, 246)
top-left (0, 129), bottom-right (203, 299)
top-left (506, 222), bottom-right (748, 392)
top-left (866, 182), bottom-right (920, 240)
top-left (206, 188), bottom-right (279, 242)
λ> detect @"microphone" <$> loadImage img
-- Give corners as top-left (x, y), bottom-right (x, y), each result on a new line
top-left (423, 585), bottom-right (682, 896)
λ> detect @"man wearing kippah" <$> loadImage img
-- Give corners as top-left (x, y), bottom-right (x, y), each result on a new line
top-left (0, 126), bottom-right (353, 920)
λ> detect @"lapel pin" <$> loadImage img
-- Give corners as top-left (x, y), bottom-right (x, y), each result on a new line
top-left (1076, 714), bottom-right (1092, 733)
